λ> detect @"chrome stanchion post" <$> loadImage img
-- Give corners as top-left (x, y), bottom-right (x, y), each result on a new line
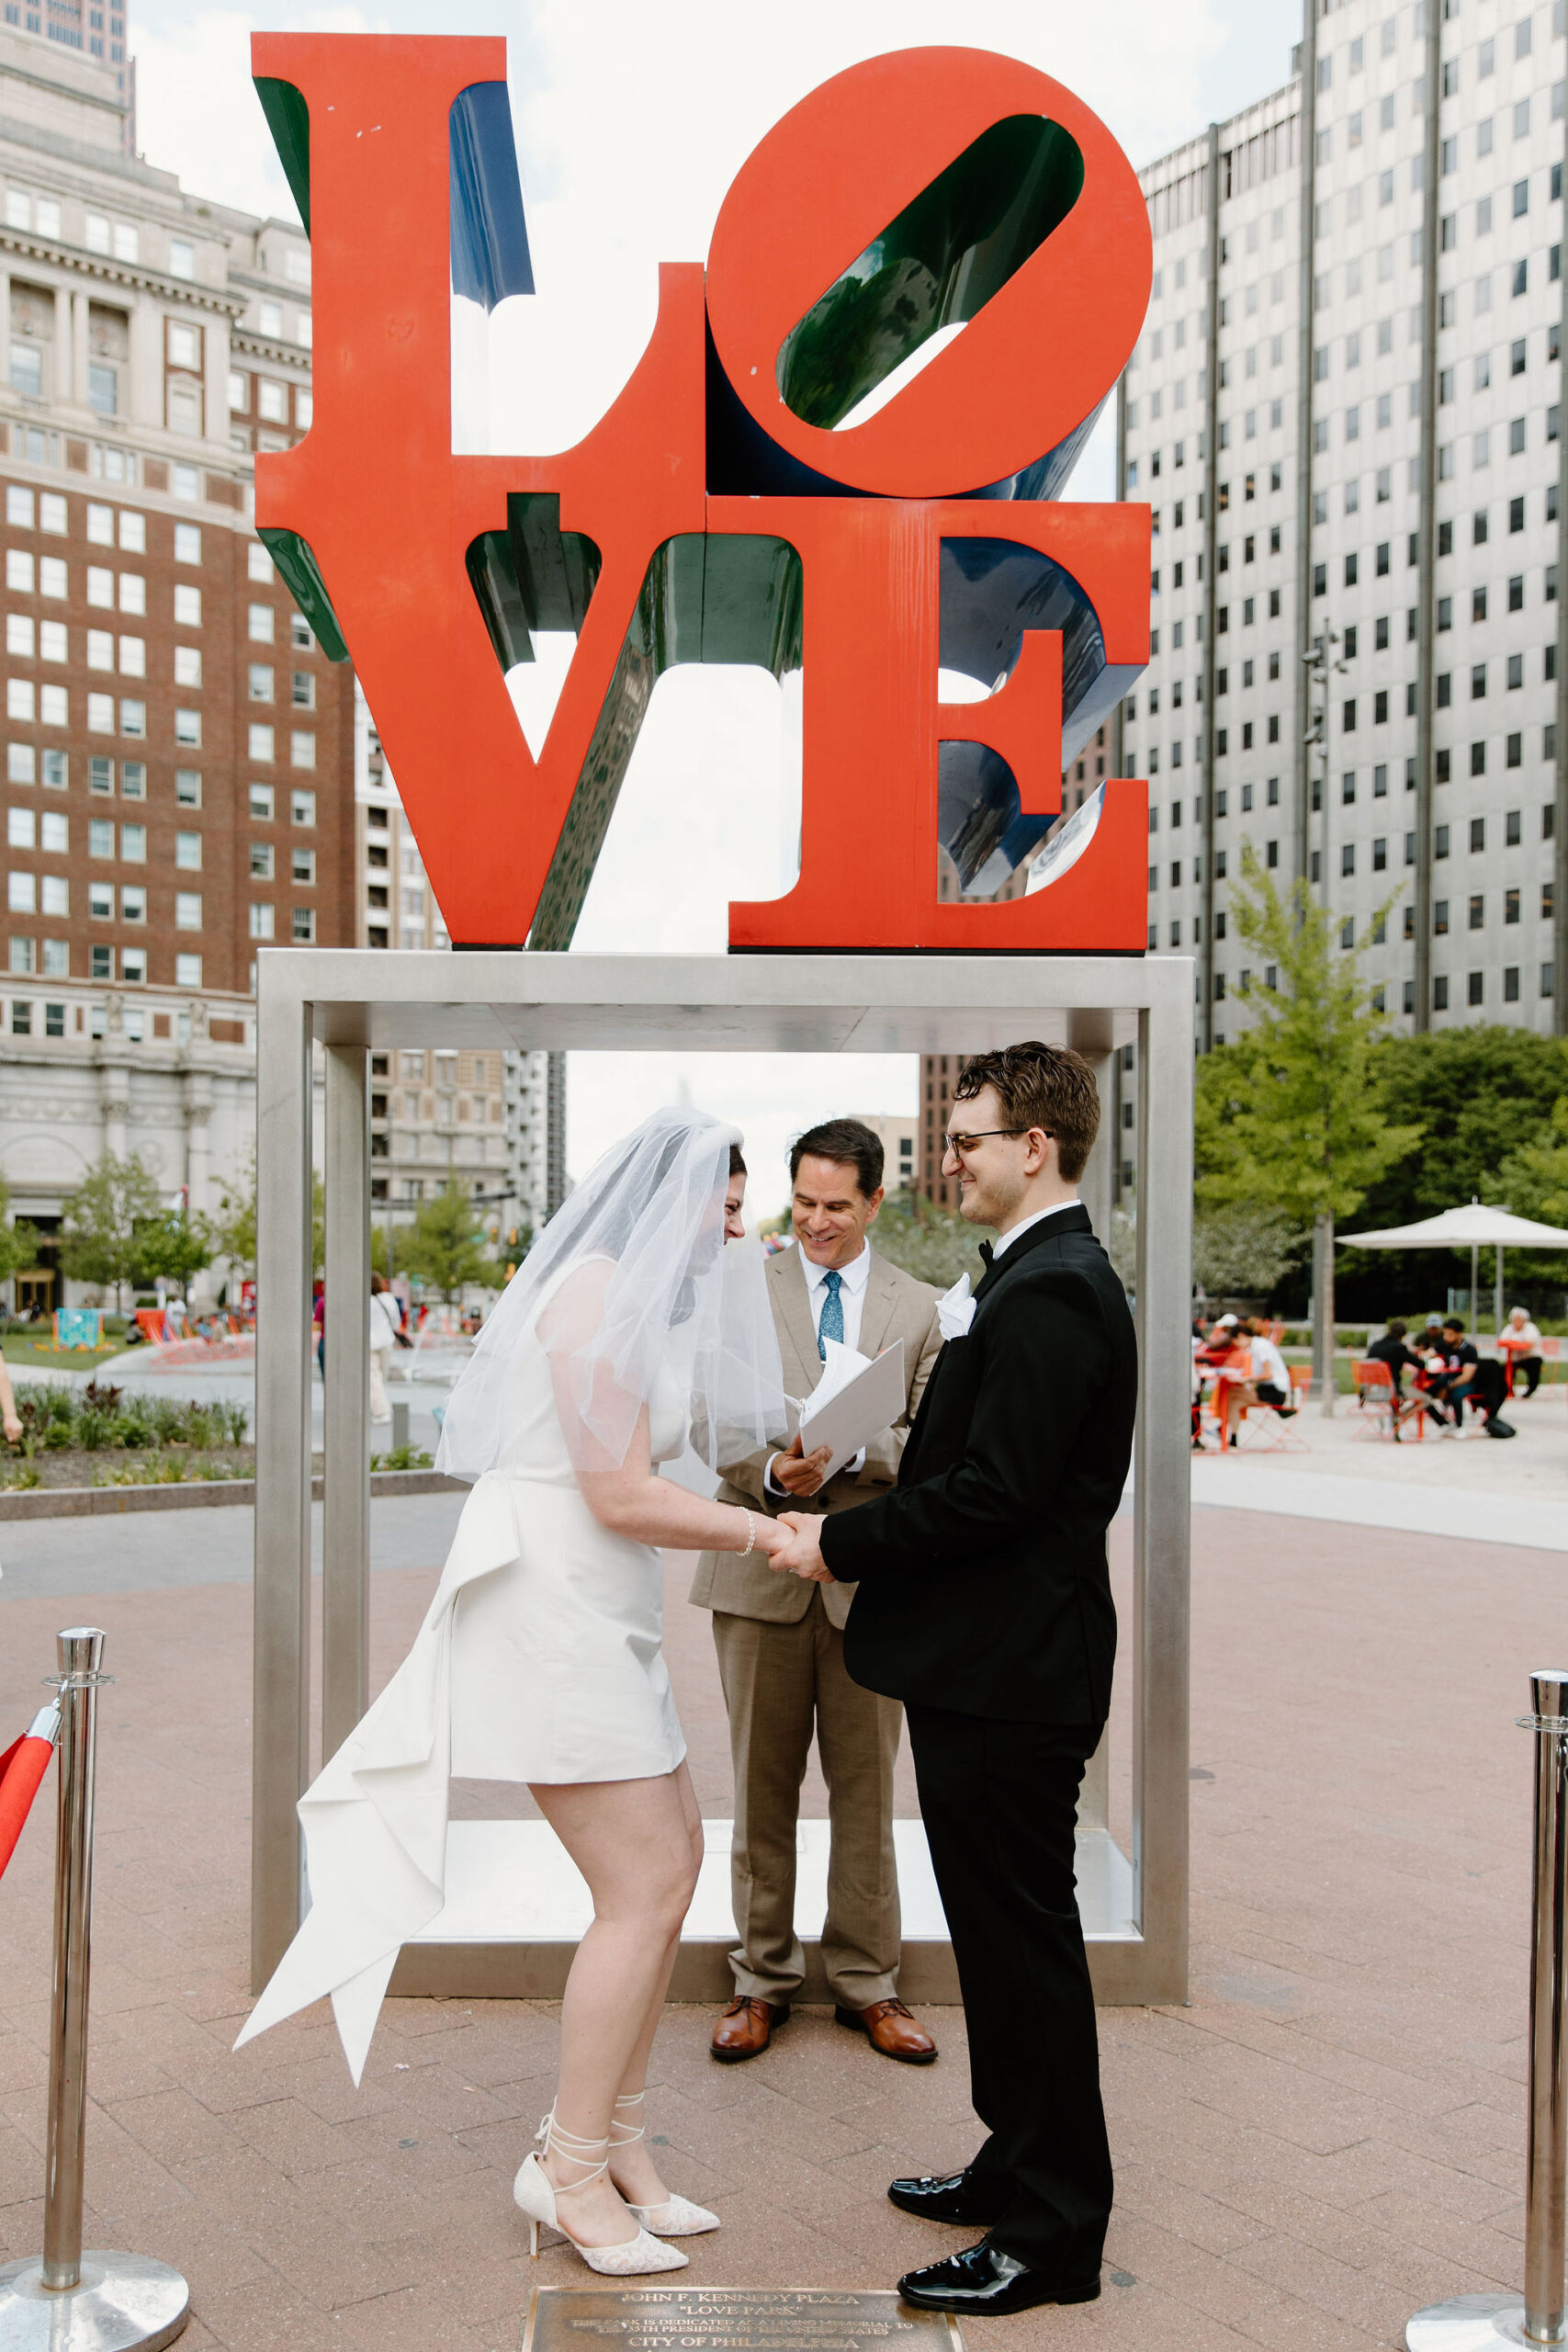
top-left (0, 1627), bottom-right (190, 2352)
top-left (1406, 1669), bottom-right (1568, 2350)
top-left (43, 1626), bottom-right (103, 2293)
top-left (1526, 1670), bottom-right (1568, 2346)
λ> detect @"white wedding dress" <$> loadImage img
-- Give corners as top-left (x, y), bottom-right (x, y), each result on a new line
top-left (237, 1261), bottom-right (690, 2081)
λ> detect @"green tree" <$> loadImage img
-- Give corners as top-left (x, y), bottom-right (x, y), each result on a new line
top-left (1488, 1097), bottom-right (1568, 1287)
top-left (58, 1152), bottom-right (164, 1311)
top-left (0, 1167), bottom-right (39, 1293)
top-left (1340, 1030), bottom-right (1568, 1306)
top-left (400, 1179), bottom-right (500, 1302)
top-left (1191, 1203), bottom-right (1304, 1299)
top-left (209, 1159), bottom-right (255, 1272)
top-left (1494, 1097), bottom-right (1568, 1226)
top-left (1194, 849), bottom-right (1423, 1410)
top-left (209, 1156), bottom-right (324, 1277)
top-left (870, 1193), bottom-right (986, 1292)
top-left (133, 1208), bottom-right (214, 1296)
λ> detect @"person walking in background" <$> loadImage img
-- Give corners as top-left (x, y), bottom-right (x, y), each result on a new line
top-left (1498, 1306), bottom-right (1545, 1398)
top-left (691, 1118), bottom-right (942, 2065)
top-left (368, 1272), bottom-right (400, 1427)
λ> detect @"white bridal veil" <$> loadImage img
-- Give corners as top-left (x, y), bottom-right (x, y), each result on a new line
top-left (434, 1103), bottom-right (787, 1482)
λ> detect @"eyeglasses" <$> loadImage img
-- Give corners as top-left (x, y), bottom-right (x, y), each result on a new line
top-left (941, 1127), bottom-right (1041, 1159)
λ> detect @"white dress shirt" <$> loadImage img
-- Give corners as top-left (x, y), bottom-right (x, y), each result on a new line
top-left (765, 1240), bottom-right (873, 1493)
top-left (1247, 1334), bottom-right (1290, 1392)
top-left (989, 1196), bottom-right (1081, 1259)
top-left (797, 1238), bottom-right (872, 1350)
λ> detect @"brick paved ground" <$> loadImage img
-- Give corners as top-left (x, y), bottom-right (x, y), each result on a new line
top-left (0, 1505), bottom-right (1553, 2349)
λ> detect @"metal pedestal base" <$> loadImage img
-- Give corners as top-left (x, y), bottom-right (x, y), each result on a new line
top-left (1408, 2294), bottom-right (1563, 2349)
top-left (0, 2251), bottom-right (189, 2350)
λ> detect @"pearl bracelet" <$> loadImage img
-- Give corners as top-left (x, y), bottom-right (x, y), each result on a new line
top-left (739, 1510), bottom-right (757, 1556)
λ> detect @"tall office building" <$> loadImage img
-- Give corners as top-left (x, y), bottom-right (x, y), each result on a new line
top-left (0, 29), bottom-right (355, 1301)
top-left (0, 0), bottom-right (132, 147)
top-left (354, 684), bottom-right (513, 1221)
top-left (1121, 0), bottom-right (1568, 1120)
top-left (918, 727), bottom-right (1111, 1206)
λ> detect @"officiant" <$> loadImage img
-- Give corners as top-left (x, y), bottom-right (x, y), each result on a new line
top-left (690, 1119), bottom-right (942, 2064)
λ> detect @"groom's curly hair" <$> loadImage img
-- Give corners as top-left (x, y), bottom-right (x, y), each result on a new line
top-left (953, 1042), bottom-right (1100, 1183)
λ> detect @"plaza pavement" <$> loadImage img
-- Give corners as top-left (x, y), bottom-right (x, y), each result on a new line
top-left (0, 1477), bottom-right (1561, 2350)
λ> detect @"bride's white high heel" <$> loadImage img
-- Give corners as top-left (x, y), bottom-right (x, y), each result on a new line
top-left (613, 2089), bottom-right (721, 2238)
top-left (513, 2111), bottom-right (690, 2275)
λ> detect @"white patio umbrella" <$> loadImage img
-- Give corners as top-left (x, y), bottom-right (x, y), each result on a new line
top-left (1338, 1197), bottom-right (1568, 1335)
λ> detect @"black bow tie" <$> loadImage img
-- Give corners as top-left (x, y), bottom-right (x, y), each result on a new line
top-left (979, 1242), bottom-right (994, 1267)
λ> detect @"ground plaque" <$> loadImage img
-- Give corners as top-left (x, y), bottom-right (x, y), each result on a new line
top-left (520, 2287), bottom-right (963, 2352)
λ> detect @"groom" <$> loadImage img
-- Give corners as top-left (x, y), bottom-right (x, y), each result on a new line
top-left (771, 1042), bottom-right (1136, 2317)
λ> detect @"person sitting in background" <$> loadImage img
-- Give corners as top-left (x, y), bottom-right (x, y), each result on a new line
top-left (1195, 1313), bottom-right (1241, 1367)
top-left (1367, 1318), bottom-right (1424, 1395)
top-left (1434, 1317), bottom-right (1515, 1439)
top-left (1242, 1317), bottom-right (1293, 1414)
top-left (1365, 1318), bottom-right (1447, 1436)
top-left (1498, 1306), bottom-right (1545, 1398)
top-left (1197, 1317), bottom-right (1254, 1447)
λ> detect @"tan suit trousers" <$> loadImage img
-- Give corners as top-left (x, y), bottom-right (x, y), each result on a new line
top-left (711, 1590), bottom-right (903, 2008)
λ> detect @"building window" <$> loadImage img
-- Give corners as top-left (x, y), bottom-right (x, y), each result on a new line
top-left (174, 584), bottom-right (201, 628)
top-left (175, 892), bottom-right (201, 931)
top-left (249, 784), bottom-right (275, 821)
top-left (249, 902), bottom-right (275, 940)
top-left (248, 723), bottom-right (275, 762)
top-left (175, 953), bottom-right (202, 987)
top-left (290, 788), bottom-right (316, 826)
top-left (248, 603), bottom-right (276, 643)
top-left (248, 664), bottom-right (274, 702)
top-left (291, 906), bottom-right (315, 942)
top-left (289, 730), bottom-right (315, 769)
top-left (250, 842), bottom-right (274, 880)
top-left (175, 769), bottom-right (202, 807)
top-left (175, 709), bottom-right (201, 747)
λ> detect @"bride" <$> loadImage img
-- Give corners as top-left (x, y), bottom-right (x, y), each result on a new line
top-left (236, 1107), bottom-right (790, 2275)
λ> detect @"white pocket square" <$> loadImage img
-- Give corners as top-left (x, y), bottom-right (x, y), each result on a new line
top-left (936, 1273), bottom-right (976, 1341)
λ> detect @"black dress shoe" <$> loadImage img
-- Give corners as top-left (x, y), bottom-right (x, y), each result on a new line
top-left (887, 2168), bottom-right (1007, 2225)
top-left (897, 2238), bottom-right (1100, 2315)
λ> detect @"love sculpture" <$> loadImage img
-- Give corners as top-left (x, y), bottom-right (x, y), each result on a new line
top-left (249, 37), bottom-right (1152, 952)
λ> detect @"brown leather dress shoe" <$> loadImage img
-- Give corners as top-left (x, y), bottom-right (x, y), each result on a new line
top-left (834, 1997), bottom-right (938, 2064)
top-left (710, 1996), bottom-right (788, 2062)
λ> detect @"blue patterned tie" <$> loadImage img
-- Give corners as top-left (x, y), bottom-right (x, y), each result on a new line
top-left (817, 1269), bottom-right (844, 1361)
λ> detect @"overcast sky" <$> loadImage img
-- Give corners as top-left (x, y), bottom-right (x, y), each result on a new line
top-left (133, 0), bottom-right (1303, 1214)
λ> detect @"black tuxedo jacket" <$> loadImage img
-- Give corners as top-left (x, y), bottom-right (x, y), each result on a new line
top-left (820, 1203), bottom-right (1136, 1727)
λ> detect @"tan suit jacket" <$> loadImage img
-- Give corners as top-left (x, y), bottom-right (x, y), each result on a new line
top-left (689, 1242), bottom-right (942, 1631)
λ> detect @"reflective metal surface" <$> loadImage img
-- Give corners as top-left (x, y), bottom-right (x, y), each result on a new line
top-left (253, 948), bottom-right (1192, 2007)
top-left (1407, 1676), bottom-right (1568, 2347)
top-left (0, 2250), bottom-right (189, 2351)
top-left (43, 1630), bottom-right (103, 2293)
top-left (322, 1046), bottom-right (370, 1767)
top-left (1407, 2292), bottom-right (1535, 2348)
top-left (251, 978), bottom-right (315, 1988)
top-left (1527, 1671), bottom-right (1568, 2343)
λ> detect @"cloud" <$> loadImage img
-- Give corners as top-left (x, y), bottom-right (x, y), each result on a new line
top-left (132, 5), bottom-right (378, 224)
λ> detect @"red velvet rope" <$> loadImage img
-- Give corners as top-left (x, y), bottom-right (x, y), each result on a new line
top-left (0, 1733), bottom-right (54, 1882)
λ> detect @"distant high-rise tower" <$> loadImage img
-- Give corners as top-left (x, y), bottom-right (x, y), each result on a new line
top-left (2, 0), bottom-right (132, 147)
